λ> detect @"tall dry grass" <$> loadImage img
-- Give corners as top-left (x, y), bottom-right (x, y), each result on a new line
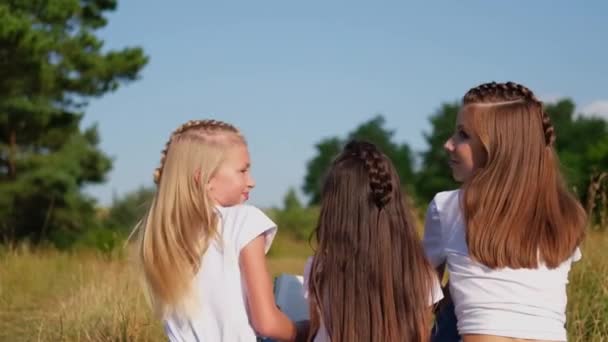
top-left (0, 245), bottom-right (163, 341)
top-left (566, 230), bottom-right (608, 341)
top-left (0, 232), bottom-right (606, 341)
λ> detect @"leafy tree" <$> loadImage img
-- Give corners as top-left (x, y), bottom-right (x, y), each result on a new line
top-left (416, 103), bottom-right (460, 205)
top-left (0, 1), bottom-right (148, 246)
top-left (547, 100), bottom-right (608, 197)
top-left (275, 187), bottom-right (318, 240)
top-left (282, 187), bottom-right (302, 212)
top-left (302, 137), bottom-right (342, 205)
top-left (104, 186), bottom-right (155, 232)
top-left (302, 115), bottom-right (416, 205)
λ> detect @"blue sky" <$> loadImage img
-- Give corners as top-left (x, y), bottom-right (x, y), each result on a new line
top-left (82, 1), bottom-right (608, 208)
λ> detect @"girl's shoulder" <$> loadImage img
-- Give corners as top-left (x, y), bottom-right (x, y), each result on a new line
top-left (216, 203), bottom-right (261, 214)
top-left (216, 204), bottom-right (273, 224)
top-left (425, 189), bottom-right (464, 242)
top-left (430, 189), bottom-right (461, 215)
top-left (216, 204), bottom-right (277, 253)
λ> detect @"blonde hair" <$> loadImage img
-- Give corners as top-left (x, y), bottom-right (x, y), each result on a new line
top-left (131, 119), bottom-right (244, 317)
top-left (460, 82), bottom-right (586, 269)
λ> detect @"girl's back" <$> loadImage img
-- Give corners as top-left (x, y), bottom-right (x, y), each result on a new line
top-left (306, 141), bottom-right (442, 342)
top-left (165, 204), bottom-right (276, 341)
top-left (133, 120), bottom-right (303, 342)
top-left (426, 190), bottom-right (580, 341)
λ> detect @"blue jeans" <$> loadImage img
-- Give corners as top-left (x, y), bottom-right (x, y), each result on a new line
top-left (431, 300), bottom-right (460, 342)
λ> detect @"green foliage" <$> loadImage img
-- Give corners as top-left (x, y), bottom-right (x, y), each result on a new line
top-left (547, 100), bottom-right (608, 197)
top-left (0, 1), bottom-right (148, 247)
top-left (74, 226), bottom-right (123, 256)
top-left (416, 103), bottom-right (460, 205)
top-left (302, 115), bottom-right (416, 205)
top-left (104, 186), bottom-right (155, 232)
top-left (274, 188), bottom-right (318, 240)
top-left (302, 137), bottom-right (341, 205)
top-left (66, 186), bottom-right (155, 254)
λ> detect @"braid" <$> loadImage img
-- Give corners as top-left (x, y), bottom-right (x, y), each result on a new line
top-left (463, 81), bottom-right (555, 146)
top-left (153, 120), bottom-right (242, 185)
top-left (541, 112), bottom-right (556, 146)
top-left (344, 141), bottom-right (393, 208)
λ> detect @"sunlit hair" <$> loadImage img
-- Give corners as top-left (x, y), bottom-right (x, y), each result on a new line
top-left (308, 141), bottom-right (435, 342)
top-left (461, 82), bottom-right (586, 269)
top-left (129, 119), bottom-right (244, 317)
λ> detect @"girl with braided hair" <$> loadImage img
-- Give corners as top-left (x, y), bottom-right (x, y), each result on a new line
top-left (303, 140), bottom-right (443, 342)
top-left (131, 119), bottom-right (306, 341)
top-left (424, 82), bottom-right (587, 342)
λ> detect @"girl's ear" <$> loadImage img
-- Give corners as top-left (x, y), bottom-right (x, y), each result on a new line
top-left (193, 168), bottom-right (202, 187)
top-left (206, 173), bottom-right (215, 192)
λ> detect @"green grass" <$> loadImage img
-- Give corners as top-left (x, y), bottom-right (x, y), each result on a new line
top-left (0, 232), bottom-right (606, 341)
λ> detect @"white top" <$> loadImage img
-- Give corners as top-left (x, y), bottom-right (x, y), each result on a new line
top-left (164, 204), bottom-right (277, 342)
top-left (423, 190), bottom-right (581, 341)
top-left (303, 257), bottom-right (443, 342)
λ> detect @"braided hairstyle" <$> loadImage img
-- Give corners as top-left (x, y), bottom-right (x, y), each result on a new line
top-left (343, 141), bottom-right (393, 208)
top-left (458, 82), bottom-right (586, 269)
top-left (153, 119), bottom-right (243, 185)
top-left (134, 119), bottom-right (246, 317)
top-left (463, 81), bottom-right (555, 146)
top-left (308, 140), bottom-right (435, 342)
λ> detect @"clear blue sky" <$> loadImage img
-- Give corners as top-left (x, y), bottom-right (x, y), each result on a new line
top-left (82, 1), bottom-right (608, 208)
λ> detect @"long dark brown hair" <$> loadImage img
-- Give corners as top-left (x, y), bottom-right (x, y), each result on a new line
top-left (308, 141), bottom-right (435, 342)
top-left (461, 81), bottom-right (586, 269)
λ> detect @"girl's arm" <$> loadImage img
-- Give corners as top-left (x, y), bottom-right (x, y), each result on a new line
top-left (240, 235), bottom-right (307, 342)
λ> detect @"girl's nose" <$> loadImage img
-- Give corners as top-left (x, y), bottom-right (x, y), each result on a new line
top-left (444, 137), bottom-right (455, 152)
top-left (247, 175), bottom-right (255, 189)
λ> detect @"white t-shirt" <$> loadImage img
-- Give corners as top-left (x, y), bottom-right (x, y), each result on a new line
top-left (423, 190), bottom-right (581, 341)
top-left (303, 257), bottom-right (443, 342)
top-left (164, 204), bottom-right (277, 342)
